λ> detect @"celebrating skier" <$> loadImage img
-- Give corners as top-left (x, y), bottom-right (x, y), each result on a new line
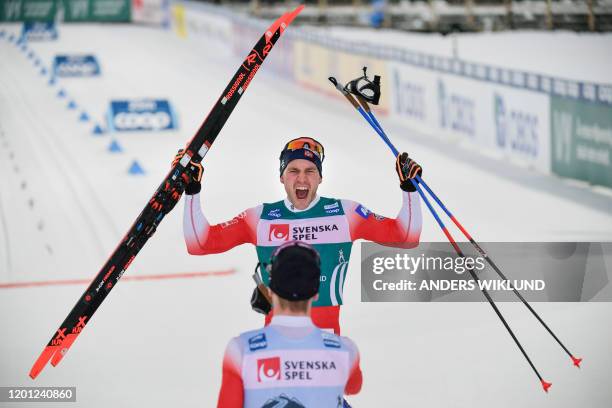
top-left (176, 136), bottom-right (423, 334)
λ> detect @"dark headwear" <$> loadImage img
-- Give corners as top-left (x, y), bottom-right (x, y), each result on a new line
top-left (279, 137), bottom-right (325, 176)
top-left (269, 241), bottom-right (321, 301)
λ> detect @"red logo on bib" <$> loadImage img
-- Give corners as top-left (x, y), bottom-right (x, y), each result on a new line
top-left (257, 357), bottom-right (281, 382)
top-left (269, 224), bottom-right (290, 242)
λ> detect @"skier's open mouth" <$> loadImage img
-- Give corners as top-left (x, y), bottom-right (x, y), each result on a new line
top-left (295, 187), bottom-right (309, 200)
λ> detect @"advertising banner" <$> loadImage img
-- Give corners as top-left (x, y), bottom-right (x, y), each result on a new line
top-left (551, 96), bottom-right (612, 188)
top-left (387, 61), bottom-right (438, 136)
top-left (490, 83), bottom-right (550, 171)
top-left (21, 21), bottom-right (58, 40)
top-left (1, 0), bottom-right (56, 22)
top-left (294, 40), bottom-right (390, 113)
top-left (180, 3), bottom-right (231, 42)
top-left (53, 55), bottom-right (101, 77)
top-left (108, 99), bottom-right (177, 132)
top-left (62, 0), bottom-right (130, 23)
top-left (388, 61), bottom-right (551, 172)
top-left (293, 40), bottom-right (334, 94)
top-left (131, 0), bottom-right (169, 26)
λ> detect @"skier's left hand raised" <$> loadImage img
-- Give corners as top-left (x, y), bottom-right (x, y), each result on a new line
top-left (172, 149), bottom-right (203, 195)
top-left (395, 152), bottom-right (422, 192)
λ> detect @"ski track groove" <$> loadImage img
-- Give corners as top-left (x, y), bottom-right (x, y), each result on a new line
top-left (0, 189), bottom-right (12, 276)
top-left (10, 35), bottom-right (122, 244)
top-left (1, 44), bottom-right (110, 260)
top-left (35, 57), bottom-right (124, 243)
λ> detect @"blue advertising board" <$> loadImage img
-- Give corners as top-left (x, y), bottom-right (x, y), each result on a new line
top-left (21, 22), bottom-right (58, 41)
top-left (108, 99), bottom-right (177, 132)
top-left (53, 55), bottom-right (101, 77)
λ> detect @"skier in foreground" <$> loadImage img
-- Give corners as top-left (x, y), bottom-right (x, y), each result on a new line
top-left (176, 136), bottom-right (423, 333)
top-left (217, 241), bottom-right (362, 408)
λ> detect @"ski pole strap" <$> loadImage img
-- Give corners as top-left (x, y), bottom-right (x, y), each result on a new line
top-left (343, 67), bottom-right (381, 105)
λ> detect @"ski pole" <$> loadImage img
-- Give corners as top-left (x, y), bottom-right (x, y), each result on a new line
top-left (351, 90), bottom-right (582, 370)
top-left (329, 76), bottom-right (553, 392)
top-left (416, 174), bottom-right (583, 367)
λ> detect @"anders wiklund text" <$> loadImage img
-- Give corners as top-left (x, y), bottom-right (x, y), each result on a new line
top-left (373, 279), bottom-right (546, 292)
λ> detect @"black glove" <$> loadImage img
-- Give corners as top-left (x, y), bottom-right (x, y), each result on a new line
top-left (395, 152), bottom-right (422, 192)
top-left (250, 286), bottom-right (271, 315)
top-left (172, 149), bottom-right (203, 195)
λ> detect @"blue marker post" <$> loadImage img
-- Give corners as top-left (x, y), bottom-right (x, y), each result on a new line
top-left (108, 140), bottom-right (123, 153)
top-left (128, 160), bottom-right (145, 175)
top-left (92, 124), bottom-right (104, 135)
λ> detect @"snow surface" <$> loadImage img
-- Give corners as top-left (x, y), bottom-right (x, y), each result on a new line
top-left (0, 21), bottom-right (612, 408)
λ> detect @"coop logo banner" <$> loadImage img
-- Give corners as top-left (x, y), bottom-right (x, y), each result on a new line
top-left (53, 55), bottom-right (100, 77)
top-left (109, 99), bottom-right (177, 132)
top-left (21, 22), bottom-right (58, 41)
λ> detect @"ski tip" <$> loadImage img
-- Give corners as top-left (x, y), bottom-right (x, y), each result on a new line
top-left (265, 11), bottom-right (289, 41)
top-left (282, 4), bottom-right (304, 30)
top-left (267, 4), bottom-right (304, 39)
top-left (29, 346), bottom-right (57, 380)
top-left (50, 349), bottom-right (64, 367)
top-left (541, 380), bottom-right (552, 393)
top-left (52, 330), bottom-right (82, 367)
top-left (50, 334), bottom-right (74, 366)
top-left (571, 356), bottom-right (582, 368)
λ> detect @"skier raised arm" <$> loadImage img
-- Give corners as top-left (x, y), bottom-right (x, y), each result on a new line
top-left (177, 136), bottom-right (423, 333)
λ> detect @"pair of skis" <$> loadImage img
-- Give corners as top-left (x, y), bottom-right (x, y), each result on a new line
top-left (29, 5), bottom-right (304, 380)
top-left (329, 70), bottom-right (582, 392)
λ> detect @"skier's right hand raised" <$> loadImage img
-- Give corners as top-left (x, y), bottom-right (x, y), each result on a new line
top-left (173, 149), bottom-right (203, 195)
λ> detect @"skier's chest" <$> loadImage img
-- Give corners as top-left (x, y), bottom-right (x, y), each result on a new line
top-left (255, 215), bottom-right (351, 246)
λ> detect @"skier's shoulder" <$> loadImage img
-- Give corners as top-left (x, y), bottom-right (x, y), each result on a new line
top-left (237, 327), bottom-right (270, 353)
top-left (335, 198), bottom-right (384, 222)
top-left (233, 203), bottom-right (264, 220)
top-left (317, 329), bottom-right (359, 353)
top-left (317, 196), bottom-right (375, 220)
top-left (258, 199), bottom-right (285, 220)
top-left (329, 197), bottom-right (362, 214)
top-left (338, 335), bottom-right (359, 354)
top-left (261, 198), bottom-right (285, 209)
top-left (316, 196), bottom-right (348, 216)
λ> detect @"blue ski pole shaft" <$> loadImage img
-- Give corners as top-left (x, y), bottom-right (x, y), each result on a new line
top-left (360, 103), bottom-right (550, 388)
top-left (353, 90), bottom-right (580, 368)
top-left (329, 79), bottom-right (559, 390)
